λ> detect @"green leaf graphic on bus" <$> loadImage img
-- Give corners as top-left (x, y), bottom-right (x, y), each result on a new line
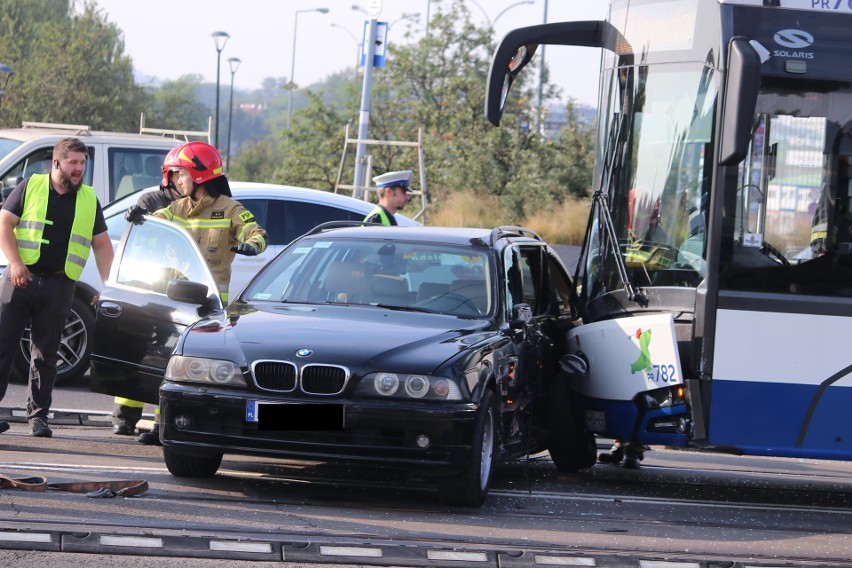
top-left (630, 328), bottom-right (652, 374)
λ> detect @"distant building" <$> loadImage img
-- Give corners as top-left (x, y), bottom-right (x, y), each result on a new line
top-left (539, 103), bottom-right (597, 138)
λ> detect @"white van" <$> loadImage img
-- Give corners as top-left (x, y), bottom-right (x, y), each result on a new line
top-left (0, 119), bottom-right (209, 206)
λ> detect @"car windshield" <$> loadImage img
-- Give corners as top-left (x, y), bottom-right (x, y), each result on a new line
top-left (243, 237), bottom-right (494, 317)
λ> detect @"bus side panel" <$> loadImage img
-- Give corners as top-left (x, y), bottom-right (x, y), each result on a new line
top-left (710, 309), bottom-right (852, 459)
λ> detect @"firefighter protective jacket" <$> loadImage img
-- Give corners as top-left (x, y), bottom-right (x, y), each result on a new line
top-left (154, 194), bottom-right (267, 299)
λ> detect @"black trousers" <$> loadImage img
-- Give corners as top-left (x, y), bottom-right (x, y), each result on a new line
top-left (0, 269), bottom-right (75, 420)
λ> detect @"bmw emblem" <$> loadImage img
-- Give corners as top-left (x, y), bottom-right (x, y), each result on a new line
top-left (296, 348), bottom-right (313, 358)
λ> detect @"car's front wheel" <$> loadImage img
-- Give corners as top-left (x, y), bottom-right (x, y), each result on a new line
top-left (163, 447), bottom-right (223, 477)
top-left (15, 295), bottom-right (95, 386)
top-left (439, 389), bottom-right (496, 507)
top-left (545, 377), bottom-right (597, 472)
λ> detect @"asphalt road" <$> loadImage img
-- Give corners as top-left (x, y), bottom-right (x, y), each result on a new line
top-left (0, 421), bottom-right (850, 567)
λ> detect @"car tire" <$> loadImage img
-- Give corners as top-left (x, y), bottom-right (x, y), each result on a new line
top-left (439, 389), bottom-right (497, 507)
top-left (163, 447), bottom-right (223, 478)
top-left (545, 376), bottom-right (597, 472)
top-left (15, 295), bottom-right (95, 386)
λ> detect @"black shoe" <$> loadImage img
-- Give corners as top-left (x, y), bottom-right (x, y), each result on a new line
top-left (112, 423), bottom-right (136, 436)
top-left (623, 456), bottom-right (641, 469)
top-left (0, 421), bottom-right (9, 434)
top-left (598, 445), bottom-right (624, 464)
top-left (138, 425), bottom-right (161, 446)
top-left (31, 418), bottom-right (52, 438)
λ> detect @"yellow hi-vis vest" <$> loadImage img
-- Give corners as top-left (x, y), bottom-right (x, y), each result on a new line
top-left (15, 174), bottom-right (96, 281)
top-left (364, 206), bottom-right (392, 226)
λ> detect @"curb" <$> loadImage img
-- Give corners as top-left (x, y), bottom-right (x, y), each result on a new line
top-left (0, 527), bottom-right (819, 567)
top-left (0, 407), bottom-right (155, 428)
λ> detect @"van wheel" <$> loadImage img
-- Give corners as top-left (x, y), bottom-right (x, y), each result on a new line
top-left (15, 295), bottom-right (94, 386)
top-left (163, 447), bottom-right (223, 477)
top-left (439, 389), bottom-right (496, 507)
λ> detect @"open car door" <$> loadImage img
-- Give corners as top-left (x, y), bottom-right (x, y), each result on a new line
top-left (89, 216), bottom-right (223, 404)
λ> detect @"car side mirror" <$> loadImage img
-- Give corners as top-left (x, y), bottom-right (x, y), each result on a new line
top-left (510, 303), bottom-right (532, 329)
top-left (166, 279), bottom-right (212, 305)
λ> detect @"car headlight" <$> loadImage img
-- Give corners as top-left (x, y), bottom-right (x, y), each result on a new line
top-left (166, 355), bottom-right (246, 387)
top-left (357, 372), bottom-right (462, 401)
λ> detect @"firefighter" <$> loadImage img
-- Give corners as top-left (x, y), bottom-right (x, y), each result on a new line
top-left (135, 141), bottom-right (268, 445)
top-left (363, 170), bottom-right (413, 226)
top-left (112, 147), bottom-right (183, 437)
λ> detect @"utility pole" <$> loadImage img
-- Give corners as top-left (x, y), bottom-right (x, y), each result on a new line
top-left (352, 3), bottom-right (381, 200)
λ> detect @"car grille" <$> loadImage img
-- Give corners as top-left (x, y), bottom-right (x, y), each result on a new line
top-left (301, 364), bottom-right (347, 394)
top-left (252, 361), bottom-right (297, 391)
top-left (251, 361), bottom-right (348, 395)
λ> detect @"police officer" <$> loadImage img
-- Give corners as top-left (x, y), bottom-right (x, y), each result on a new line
top-left (112, 147), bottom-right (183, 437)
top-left (363, 170), bottom-right (413, 226)
top-left (0, 138), bottom-right (114, 438)
top-left (136, 141), bottom-right (267, 445)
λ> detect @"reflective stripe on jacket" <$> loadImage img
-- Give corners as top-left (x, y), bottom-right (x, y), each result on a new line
top-left (154, 194), bottom-right (267, 297)
top-left (15, 174), bottom-right (96, 281)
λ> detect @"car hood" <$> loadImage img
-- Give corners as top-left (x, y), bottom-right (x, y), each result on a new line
top-left (181, 302), bottom-right (498, 374)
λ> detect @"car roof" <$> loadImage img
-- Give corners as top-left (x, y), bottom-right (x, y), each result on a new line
top-left (102, 182), bottom-right (420, 225)
top-left (299, 224), bottom-right (544, 248)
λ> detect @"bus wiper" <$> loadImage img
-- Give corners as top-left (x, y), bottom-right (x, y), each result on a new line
top-left (594, 190), bottom-right (648, 306)
top-left (593, 106), bottom-right (648, 307)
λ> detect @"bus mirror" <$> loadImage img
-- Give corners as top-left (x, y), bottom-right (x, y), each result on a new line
top-left (719, 37), bottom-right (761, 166)
top-left (485, 21), bottom-right (612, 126)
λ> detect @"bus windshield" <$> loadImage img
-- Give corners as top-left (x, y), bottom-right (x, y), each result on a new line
top-left (719, 82), bottom-right (852, 296)
top-left (585, 61), bottom-right (716, 301)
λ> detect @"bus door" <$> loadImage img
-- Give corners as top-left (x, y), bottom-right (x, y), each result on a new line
top-left (712, 106), bottom-right (852, 459)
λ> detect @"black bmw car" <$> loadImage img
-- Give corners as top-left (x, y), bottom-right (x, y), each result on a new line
top-left (91, 219), bottom-right (595, 506)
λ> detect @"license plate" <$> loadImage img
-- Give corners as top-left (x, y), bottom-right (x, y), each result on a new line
top-left (246, 401), bottom-right (344, 431)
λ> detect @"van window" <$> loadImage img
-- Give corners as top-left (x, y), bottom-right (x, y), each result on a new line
top-left (109, 148), bottom-right (170, 202)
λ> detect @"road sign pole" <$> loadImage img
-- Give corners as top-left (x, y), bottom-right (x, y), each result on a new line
top-left (353, 18), bottom-right (378, 200)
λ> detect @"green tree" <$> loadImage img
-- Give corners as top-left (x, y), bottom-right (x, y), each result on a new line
top-left (0, 0), bottom-right (148, 130)
top-left (144, 74), bottom-right (211, 132)
top-left (231, 0), bottom-right (594, 223)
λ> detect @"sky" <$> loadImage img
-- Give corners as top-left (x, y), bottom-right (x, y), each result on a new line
top-left (93, 0), bottom-right (610, 106)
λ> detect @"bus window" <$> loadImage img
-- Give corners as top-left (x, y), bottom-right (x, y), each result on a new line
top-left (721, 87), bottom-right (852, 297)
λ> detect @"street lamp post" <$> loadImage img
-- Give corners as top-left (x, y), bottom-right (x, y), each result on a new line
top-left (211, 31), bottom-right (230, 149)
top-left (287, 8), bottom-right (329, 130)
top-left (225, 57), bottom-right (241, 171)
top-left (0, 64), bottom-right (15, 118)
top-left (331, 23), bottom-right (361, 82)
top-left (536, 0), bottom-right (548, 133)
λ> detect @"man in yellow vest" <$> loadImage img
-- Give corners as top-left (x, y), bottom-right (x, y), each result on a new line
top-left (0, 138), bottom-right (114, 437)
top-left (363, 170), bottom-right (413, 226)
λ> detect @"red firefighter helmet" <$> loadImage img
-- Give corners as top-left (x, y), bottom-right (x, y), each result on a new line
top-left (160, 145), bottom-right (182, 188)
top-left (163, 141), bottom-right (224, 185)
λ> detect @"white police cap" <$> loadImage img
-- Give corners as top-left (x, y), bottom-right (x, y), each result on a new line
top-left (373, 170), bottom-right (413, 191)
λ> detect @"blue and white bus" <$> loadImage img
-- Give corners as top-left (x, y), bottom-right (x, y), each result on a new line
top-left (486, 0), bottom-right (852, 461)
